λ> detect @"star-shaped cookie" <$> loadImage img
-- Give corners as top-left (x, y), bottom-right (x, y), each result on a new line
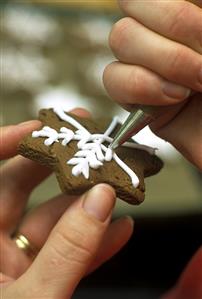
top-left (18, 108), bottom-right (163, 205)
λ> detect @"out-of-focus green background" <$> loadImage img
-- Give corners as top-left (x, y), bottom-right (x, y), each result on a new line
top-left (1, 0), bottom-right (201, 217)
top-left (1, 1), bottom-right (202, 298)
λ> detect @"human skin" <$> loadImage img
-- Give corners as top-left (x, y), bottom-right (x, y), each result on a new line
top-left (103, 0), bottom-right (202, 170)
top-left (103, 0), bottom-right (202, 298)
top-left (0, 109), bottom-right (134, 298)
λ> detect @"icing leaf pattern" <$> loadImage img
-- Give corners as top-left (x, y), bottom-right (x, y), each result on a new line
top-left (32, 126), bottom-right (75, 146)
top-left (32, 126), bottom-right (59, 146)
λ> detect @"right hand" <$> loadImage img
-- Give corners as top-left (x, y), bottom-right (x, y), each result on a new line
top-left (103, 0), bottom-right (202, 170)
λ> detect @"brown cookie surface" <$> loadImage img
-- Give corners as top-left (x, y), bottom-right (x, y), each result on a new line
top-left (18, 109), bottom-right (163, 205)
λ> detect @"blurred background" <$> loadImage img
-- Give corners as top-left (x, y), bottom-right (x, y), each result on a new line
top-left (1, 1), bottom-right (202, 298)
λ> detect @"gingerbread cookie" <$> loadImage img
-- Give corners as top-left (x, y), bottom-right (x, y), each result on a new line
top-left (18, 108), bottom-right (163, 205)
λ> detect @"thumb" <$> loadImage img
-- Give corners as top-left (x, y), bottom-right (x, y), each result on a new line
top-left (17, 184), bottom-right (116, 299)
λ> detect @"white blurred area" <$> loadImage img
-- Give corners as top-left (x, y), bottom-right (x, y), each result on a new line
top-left (2, 4), bottom-right (180, 160)
top-left (3, 6), bottom-right (61, 45)
top-left (2, 46), bottom-right (53, 91)
top-left (33, 86), bottom-right (93, 113)
top-left (77, 16), bottom-right (112, 45)
top-left (1, 6), bottom-right (59, 91)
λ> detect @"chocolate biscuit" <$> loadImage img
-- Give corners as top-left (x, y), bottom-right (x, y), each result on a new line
top-left (18, 108), bottom-right (163, 205)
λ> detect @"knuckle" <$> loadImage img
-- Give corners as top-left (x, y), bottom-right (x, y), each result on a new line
top-left (167, 2), bottom-right (191, 37)
top-left (109, 17), bottom-right (134, 56)
top-left (103, 61), bottom-right (114, 79)
top-left (103, 62), bottom-right (118, 86)
top-left (166, 46), bottom-right (187, 79)
top-left (127, 68), bottom-right (146, 100)
top-left (50, 229), bottom-right (93, 269)
top-left (118, 0), bottom-right (131, 12)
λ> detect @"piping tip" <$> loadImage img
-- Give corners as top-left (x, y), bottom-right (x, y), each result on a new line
top-left (109, 139), bottom-right (119, 151)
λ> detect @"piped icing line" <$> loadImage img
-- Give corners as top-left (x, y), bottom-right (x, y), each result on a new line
top-left (102, 116), bottom-right (119, 139)
top-left (53, 107), bottom-right (89, 134)
top-left (100, 144), bottom-right (139, 187)
top-left (32, 109), bottom-right (156, 187)
top-left (122, 142), bottom-right (156, 155)
top-left (113, 153), bottom-right (139, 187)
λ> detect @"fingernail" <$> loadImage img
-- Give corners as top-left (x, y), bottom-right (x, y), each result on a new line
top-left (83, 184), bottom-right (116, 222)
top-left (162, 81), bottom-right (191, 100)
top-left (18, 120), bottom-right (41, 127)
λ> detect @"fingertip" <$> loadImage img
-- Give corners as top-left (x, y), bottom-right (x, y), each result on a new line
top-left (0, 121), bottom-right (42, 160)
top-left (17, 120), bottom-right (42, 128)
top-left (83, 184), bottom-right (116, 222)
top-left (70, 108), bottom-right (91, 118)
top-left (95, 183), bottom-right (116, 198)
top-left (123, 215), bottom-right (135, 229)
top-left (114, 215), bottom-right (134, 238)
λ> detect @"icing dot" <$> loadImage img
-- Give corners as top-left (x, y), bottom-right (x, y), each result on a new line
top-left (105, 147), bottom-right (113, 161)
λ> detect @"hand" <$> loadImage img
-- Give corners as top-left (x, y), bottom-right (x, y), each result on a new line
top-left (103, 0), bottom-right (202, 170)
top-left (162, 246), bottom-right (202, 299)
top-left (0, 109), bottom-right (134, 299)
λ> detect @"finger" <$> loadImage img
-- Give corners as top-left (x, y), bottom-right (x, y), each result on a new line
top-left (0, 232), bottom-right (30, 279)
top-left (0, 195), bottom-right (77, 279)
top-left (151, 93), bottom-right (202, 170)
top-left (19, 196), bottom-right (133, 271)
top-left (88, 216), bottom-right (134, 274)
top-left (0, 108), bottom-right (90, 161)
top-left (4, 218), bottom-right (132, 294)
top-left (69, 107), bottom-right (91, 119)
top-left (18, 194), bottom-right (78, 250)
top-left (0, 195), bottom-right (76, 279)
top-left (118, 0), bottom-right (202, 53)
top-left (18, 185), bottom-right (116, 298)
top-left (0, 272), bottom-right (14, 284)
top-left (0, 156), bottom-right (51, 232)
top-left (0, 121), bottom-right (41, 160)
top-left (109, 17), bottom-right (202, 92)
top-left (162, 246), bottom-right (202, 299)
top-left (103, 61), bottom-right (191, 106)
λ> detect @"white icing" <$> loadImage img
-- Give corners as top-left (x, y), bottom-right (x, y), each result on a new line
top-left (113, 153), bottom-right (139, 187)
top-left (32, 109), bottom-right (156, 187)
top-left (122, 141), bottom-right (156, 155)
top-left (103, 146), bottom-right (113, 162)
top-left (102, 116), bottom-right (119, 139)
top-left (53, 107), bottom-right (89, 134)
top-left (100, 144), bottom-right (140, 187)
top-left (59, 127), bottom-right (75, 146)
top-left (32, 126), bottom-right (59, 146)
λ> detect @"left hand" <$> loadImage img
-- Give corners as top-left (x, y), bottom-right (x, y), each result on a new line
top-left (0, 108), bottom-right (134, 298)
